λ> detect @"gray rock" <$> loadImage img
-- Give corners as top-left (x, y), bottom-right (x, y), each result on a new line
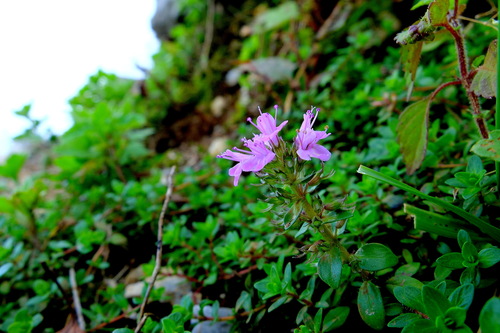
top-left (192, 321), bottom-right (232, 333)
top-left (124, 275), bottom-right (191, 305)
top-left (151, 0), bottom-right (180, 40)
top-left (193, 305), bottom-right (233, 318)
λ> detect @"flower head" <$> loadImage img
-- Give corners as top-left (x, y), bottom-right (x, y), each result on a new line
top-left (217, 139), bottom-right (275, 185)
top-left (294, 108), bottom-right (331, 161)
top-left (247, 105), bottom-right (288, 146)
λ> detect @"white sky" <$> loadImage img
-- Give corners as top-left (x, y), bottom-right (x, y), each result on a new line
top-left (0, 0), bottom-right (159, 159)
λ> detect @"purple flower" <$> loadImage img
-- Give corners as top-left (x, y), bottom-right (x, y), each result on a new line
top-left (247, 105), bottom-right (288, 146)
top-left (217, 139), bottom-right (276, 185)
top-left (295, 108), bottom-right (331, 161)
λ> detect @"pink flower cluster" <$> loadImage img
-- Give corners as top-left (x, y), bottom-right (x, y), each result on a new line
top-left (217, 106), bottom-right (330, 185)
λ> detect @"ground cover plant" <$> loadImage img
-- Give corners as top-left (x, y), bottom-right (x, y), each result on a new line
top-left (1, 0), bottom-right (499, 332)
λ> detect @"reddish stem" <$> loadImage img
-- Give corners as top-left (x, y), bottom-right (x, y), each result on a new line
top-left (430, 80), bottom-right (462, 101)
top-left (440, 22), bottom-right (489, 139)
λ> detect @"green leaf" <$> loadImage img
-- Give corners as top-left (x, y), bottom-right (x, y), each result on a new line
top-left (405, 204), bottom-right (479, 240)
top-left (7, 322), bottom-right (32, 333)
top-left (33, 279), bottom-right (51, 295)
top-left (252, 2), bottom-right (299, 34)
top-left (461, 241), bottom-right (478, 264)
top-left (444, 307), bottom-right (467, 328)
top-left (457, 229), bottom-right (472, 248)
top-left (299, 276), bottom-right (316, 302)
top-left (0, 263), bottom-right (13, 278)
top-left (478, 247), bottom-right (500, 268)
top-left (436, 252), bottom-right (464, 269)
top-left (354, 243), bottom-right (399, 271)
top-left (313, 308), bottom-right (323, 333)
top-left (358, 281), bottom-right (385, 330)
top-left (235, 291), bottom-right (252, 312)
top-left (395, 262), bottom-right (420, 276)
top-left (449, 283), bottom-right (474, 310)
top-left (386, 275), bottom-right (423, 294)
top-left (466, 155), bottom-right (484, 175)
top-left (318, 246), bottom-right (343, 289)
top-left (396, 97), bottom-right (431, 175)
top-left (268, 295), bottom-right (289, 312)
top-left (283, 202), bottom-right (303, 229)
top-left (403, 319), bottom-right (439, 332)
top-left (393, 285), bottom-right (426, 314)
top-left (401, 42), bottom-right (423, 84)
top-left (411, 0), bottom-right (433, 10)
top-left (427, 0), bottom-right (449, 25)
top-left (471, 130), bottom-right (500, 162)
top-left (422, 285), bottom-right (452, 320)
top-left (322, 307), bottom-right (350, 331)
top-left (357, 166), bottom-right (500, 242)
top-left (112, 329), bottom-right (135, 333)
top-left (14, 104), bottom-right (31, 117)
top-left (471, 39), bottom-right (497, 98)
top-left (0, 154), bottom-right (27, 181)
top-left (460, 267), bottom-right (479, 286)
top-left (388, 313), bottom-right (422, 328)
top-left (479, 297), bottom-right (500, 333)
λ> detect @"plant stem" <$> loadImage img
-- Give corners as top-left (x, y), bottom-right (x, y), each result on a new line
top-left (442, 22), bottom-right (489, 139)
top-left (135, 166), bottom-right (176, 333)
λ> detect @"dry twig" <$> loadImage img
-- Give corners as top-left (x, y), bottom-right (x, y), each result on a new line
top-left (69, 268), bottom-right (85, 330)
top-left (135, 166), bottom-right (176, 332)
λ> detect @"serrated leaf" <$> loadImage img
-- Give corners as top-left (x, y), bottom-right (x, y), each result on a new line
top-left (397, 97), bottom-right (431, 175)
top-left (471, 129), bottom-right (500, 162)
top-left (401, 42), bottom-right (423, 84)
top-left (427, 0), bottom-right (449, 25)
top-left (358, 281), bottom-right (385, 330)
top-left (471, 40), bottom-right (497, 98)
top-left (411, 0), bottom-right (433, 10)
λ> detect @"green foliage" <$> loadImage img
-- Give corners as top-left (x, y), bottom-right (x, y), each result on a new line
top-left (471, 39), bottom-right (498, 98)
top-left (1, 0), bottom-right (499, 332)
top-left (397, 97), bottom-right (430, 175)
top-left (471, 130), bottom-right (500, 162)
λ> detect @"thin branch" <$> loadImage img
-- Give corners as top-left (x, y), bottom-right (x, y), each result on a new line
top-left (430, 80), bottom-right (462, 100)
top-left (200, 0), bottom-right (215, 71)
top-left (135, 166), bottom-right (176, 333)
top-left (315, 2), bottom-right (343, 40)
top-left (69, 268), bottom-right (85, 330)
